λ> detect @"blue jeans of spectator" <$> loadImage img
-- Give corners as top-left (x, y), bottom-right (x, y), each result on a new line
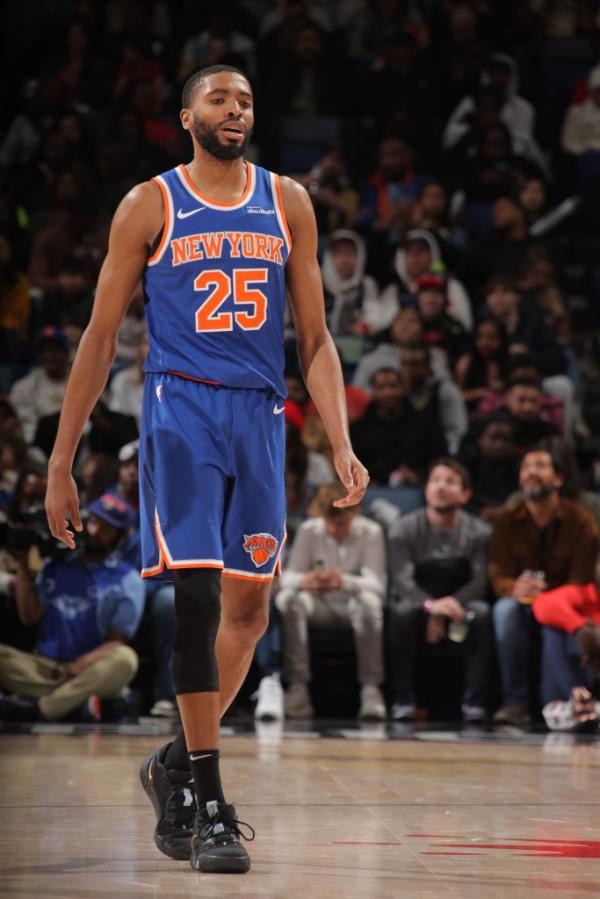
top-left (254, 597), bottom-right (281, 678)
top-left (541, 627), bottom-right (591, 705)
top-left (147, 582), bottom-right (176, 701)
top-left (492, 597), bottom-right (533, 706)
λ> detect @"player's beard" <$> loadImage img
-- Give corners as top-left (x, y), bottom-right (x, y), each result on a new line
top-left (192, 117), bottom-right (251, 160)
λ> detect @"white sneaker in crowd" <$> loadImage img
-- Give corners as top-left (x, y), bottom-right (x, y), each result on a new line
top-left (359, 685), bottom-right (387, 721)
top-left (254, 674), bottom-right (285, 721)
top-left (150, 699), bottom-right (179, 718)
top-left (284, 682), bottom-right (314, 719)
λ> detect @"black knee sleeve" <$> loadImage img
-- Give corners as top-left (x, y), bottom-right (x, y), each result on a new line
top-left (171, 568), bottom-right (221, 694)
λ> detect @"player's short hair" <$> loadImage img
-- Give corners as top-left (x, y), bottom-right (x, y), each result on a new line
top-left (181, 65), bottom-right (251, 108)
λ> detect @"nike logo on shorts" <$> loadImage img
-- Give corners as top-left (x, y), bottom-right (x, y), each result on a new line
top-left (273, 404), bottom-right (285, 415)
top-left (177, 206), bottom-right (206, 219)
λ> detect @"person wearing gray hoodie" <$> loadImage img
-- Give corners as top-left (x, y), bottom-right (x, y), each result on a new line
top-left (380, 228), bottom-right (473, 330)
top-left (321, 230), bottom-right (398, 335)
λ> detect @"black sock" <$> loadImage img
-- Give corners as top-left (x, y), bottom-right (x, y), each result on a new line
top-left (188, 748), bottom-right (225, 807)
top-left (162, 729), bottom-right (190, 772)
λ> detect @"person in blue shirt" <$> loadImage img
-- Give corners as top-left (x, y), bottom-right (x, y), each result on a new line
top-left (0, 492), bottom-right (144, 721)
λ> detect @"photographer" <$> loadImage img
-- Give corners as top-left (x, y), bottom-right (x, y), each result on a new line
top-left (0, 493), bottom-right (144, 722)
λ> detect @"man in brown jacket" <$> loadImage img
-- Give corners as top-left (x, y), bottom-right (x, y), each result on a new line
top-left (490, 447), bottom-right (598, 726)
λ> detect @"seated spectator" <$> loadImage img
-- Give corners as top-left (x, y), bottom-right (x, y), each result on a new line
top-left (350, 367), bottom-right (446, 486)
top-left (489, 448), bottom-right (599, 727)
top-left (409, 179), bottom-right (468, 266)
top-left (400, 343), bottom-right (468, 455)
top-left (0, 434), bottom-right (27, 514)
top-left (34, 397), bottom-right (138, 461)
top-left (114, 282), bottom-right (146, 369)
top-left (109, 334), bottom-right (147, 425)
top-left (295, 146), bottom-right (359, 238)
top-left (518, 246), bottom-right (570, 342)
top-left (388, 459), bottom-right (492, 722)
top-left (276, 483), bottom-right (387, 721)
top-left (445, 54), bottom-right (543, 169)
top-left (382, 229), bottom-right (473, 329)
top-left (487, 379), bottom-right (560, 454)
top-left (414, 272), bottom-right (470, 369)
top-left (458, 413), bottom-right (520, 519)
top-left (483, 274), bottom-right (576, 436)
top-left (476, 354), bottom-right (565, 433)
top-left (533, 559), bottom-right (600, 731)
top-left (518, 176), bottom-right (548, 229)
top-left (455, 315), bottom-right (508, 411)
top-left (9, 327), bottom-right (70, 443)
top-left (357, 137), bottom-right (424, 245)
top-left (321, 230), bottom-right (396, 335)
top-left (0, 234), bottom-right (30, 362)
top-left (353, 307), bottom-right (449, 391)
top-left (284, 403), bottom-right (334, 488)
top-left (476, 196), bottom-right (532, 281)
top-left (505, 436), bottom-right (600, 534)
top-left (178, 11), bottom-right (256, 80)
top-left (0, 493), bottom-right (143, 722)
top-left (561, 63), bottom-right (600, 157)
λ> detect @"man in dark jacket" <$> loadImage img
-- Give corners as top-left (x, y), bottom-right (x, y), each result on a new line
top-left (350, 367), bottom-right (446, 485)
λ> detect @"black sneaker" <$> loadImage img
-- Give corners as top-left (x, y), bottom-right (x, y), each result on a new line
top-left (191, 800), bottom-right (255, 874)
top-left (139, 745), bottom-right (196, 860)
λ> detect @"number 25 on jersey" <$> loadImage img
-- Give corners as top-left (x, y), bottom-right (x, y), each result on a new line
top-left (195, 268), bottom-right (268, 333)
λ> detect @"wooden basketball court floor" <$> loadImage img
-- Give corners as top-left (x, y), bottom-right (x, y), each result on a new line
top-left (1, 723), bottom-right (599, 898)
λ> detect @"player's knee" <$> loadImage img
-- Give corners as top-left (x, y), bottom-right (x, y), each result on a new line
top-left (223, 596), bottom-right (269, 644)
top-left (171, 568), bottom-right (222, 694)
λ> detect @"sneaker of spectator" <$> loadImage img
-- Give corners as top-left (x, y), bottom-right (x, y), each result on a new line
top-left (400, 343), bottom-right (468, 455)
top-left (358, 685), bottom-right (386, 721)
top-left (284, 682), bottom-right (314, 719)
top-left (254, 673), bottom-right (285, 722)
top-left (383, 229), bottom-right (473, 329)
top-left (150, 699), bottom-right (179, 719)
top-left (321, 230), bottom-right (395, 335)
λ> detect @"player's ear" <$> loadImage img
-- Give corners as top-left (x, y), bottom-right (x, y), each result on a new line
top-left (180, 108), bottom-right (191, 132)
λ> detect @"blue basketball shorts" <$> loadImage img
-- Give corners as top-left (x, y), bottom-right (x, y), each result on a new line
top-left (139, 373), bottom-right (286, 583)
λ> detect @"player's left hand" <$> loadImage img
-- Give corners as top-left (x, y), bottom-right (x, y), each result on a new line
top-left (332, 448), bottom-right (369, 508)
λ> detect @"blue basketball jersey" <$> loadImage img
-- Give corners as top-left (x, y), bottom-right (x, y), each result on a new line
top-left (143, 162), bottom-right (291, 396)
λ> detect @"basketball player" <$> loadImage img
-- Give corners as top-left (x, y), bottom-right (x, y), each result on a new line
top-left (44, 66), bottom-right (369, 875)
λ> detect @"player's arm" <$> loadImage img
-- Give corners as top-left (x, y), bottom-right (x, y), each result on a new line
top-left (46, 181), bottom-right (164, 547)
top-left (279, 177), bottom-right (369, 507)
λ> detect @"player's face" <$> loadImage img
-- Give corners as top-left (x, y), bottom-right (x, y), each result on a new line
top-left (182, 73), bottom-right (254, 161)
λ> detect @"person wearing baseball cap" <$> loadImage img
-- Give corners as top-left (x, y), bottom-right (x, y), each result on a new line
top-left (415, 271), bottom-right (470, 370)
top-left (0, 491), bottom-right (143, 723)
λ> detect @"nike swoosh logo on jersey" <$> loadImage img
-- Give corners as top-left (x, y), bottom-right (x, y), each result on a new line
top-left (177, 206), bottom-right (206, 219)
top-left (273, 405), bottom-right (285, 415)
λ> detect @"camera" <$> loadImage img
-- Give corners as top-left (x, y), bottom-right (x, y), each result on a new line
top-left (4, 506), bottom-right (70, 560)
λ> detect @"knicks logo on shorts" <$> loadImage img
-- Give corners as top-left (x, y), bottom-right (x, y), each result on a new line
top-left (243, 533), bottom-right (278, 568)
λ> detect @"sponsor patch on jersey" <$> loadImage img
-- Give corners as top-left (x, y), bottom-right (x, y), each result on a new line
top-left (243, 532), bottom-right (278, 568)
top-left (246, 205), bottom-right (275, 215)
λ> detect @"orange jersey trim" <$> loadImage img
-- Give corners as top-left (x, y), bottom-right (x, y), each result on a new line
top-left (273, 174), bottom-right (292, 250)
top-left (222, 570), bottom-right (275, 584)
top-left (178, 162), bottom-right (254, 208)
top-left (148, 177), bottom-right (171, 264)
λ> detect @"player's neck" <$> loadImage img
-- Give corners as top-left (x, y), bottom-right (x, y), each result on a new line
top-left (185, 151), bottom-right (248, 204)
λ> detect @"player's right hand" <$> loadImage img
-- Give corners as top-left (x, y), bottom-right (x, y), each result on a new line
top-left (45, 467), bottom-right (83, 549)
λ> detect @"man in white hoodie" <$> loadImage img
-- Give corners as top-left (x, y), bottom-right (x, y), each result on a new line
top-left (321, 230), bottom-right (397, 335)
top-left (381, 229), bottom-right (473, 330)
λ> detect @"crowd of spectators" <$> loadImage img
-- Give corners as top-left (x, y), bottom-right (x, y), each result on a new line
top-left (3, 0), bottom-right (600, 731)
